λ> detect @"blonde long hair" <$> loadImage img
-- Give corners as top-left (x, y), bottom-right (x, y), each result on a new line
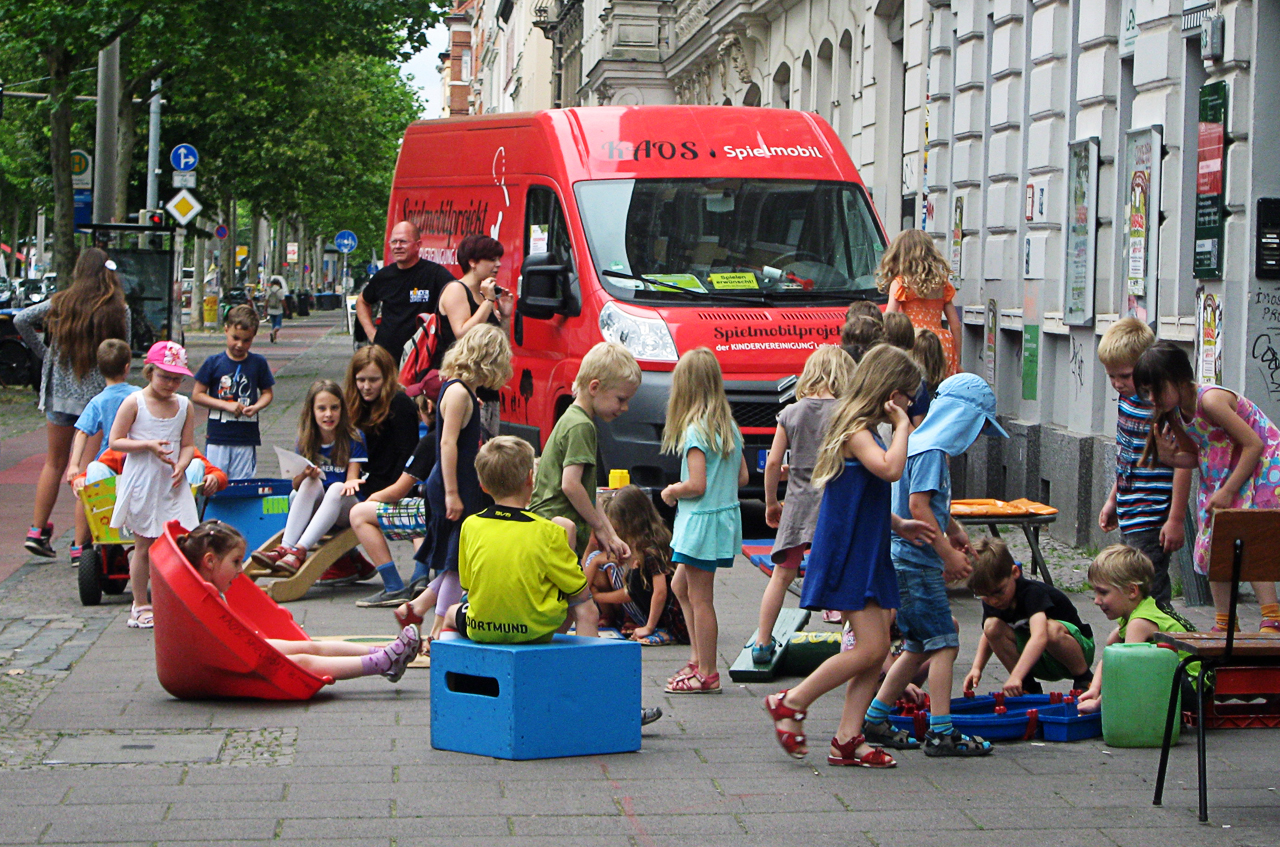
top-left (812, 344), bottom-right (922, 485)
top-left (795, 344), bottom-right (856, 399)
top-left (440, 323), bottom-right (513, 390)
top-left (875, 229), bottom-right (951, 300)
top-left (661, 347), bottom-right (739, 457)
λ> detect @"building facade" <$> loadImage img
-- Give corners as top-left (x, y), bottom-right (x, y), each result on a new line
top-left (443, 0), bottom-right (1280, 551)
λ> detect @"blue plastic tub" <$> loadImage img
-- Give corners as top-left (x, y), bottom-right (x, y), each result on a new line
top-left (889, 693), bottom-right (1101, 742)
top-left (203, 478), bottom-right (292, 553)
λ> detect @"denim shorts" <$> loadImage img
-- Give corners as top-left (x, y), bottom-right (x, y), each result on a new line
top-left (47, 410), bottom-right (79, 427)
top-left (893, 561), bottom-right (960, 653)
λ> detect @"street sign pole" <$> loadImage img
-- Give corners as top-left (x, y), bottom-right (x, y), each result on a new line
top-left (172, 226), bottom-right (186, 343)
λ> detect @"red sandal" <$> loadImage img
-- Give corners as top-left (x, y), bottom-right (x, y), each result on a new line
top-left (666, 660), bottom-right (698, 685)
top-left (828, 734), bottom-right (896, 768)
top-left (764, 690), bottom-right (808, 759)
top-left (666, 671), bottom-right (721, 694)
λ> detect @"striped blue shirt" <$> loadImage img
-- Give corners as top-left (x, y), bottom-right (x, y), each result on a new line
top-left (1115, 394), bottom-right (1174, 533)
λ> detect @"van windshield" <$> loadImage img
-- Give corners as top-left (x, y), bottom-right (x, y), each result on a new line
top-left (575, 178), bottom-right (886, 304)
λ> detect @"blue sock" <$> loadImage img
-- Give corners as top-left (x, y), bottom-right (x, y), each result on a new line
top-left (408, 561), bottom-right (430, 584)
top-left (929, 714), bottom-right (954, 736)
top-left (378, 563), bottom-right (405, 592)
top-left (865, 698), bottom-right (892, 724)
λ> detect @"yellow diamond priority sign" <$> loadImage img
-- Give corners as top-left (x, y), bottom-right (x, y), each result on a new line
top-left (165, 189), bottom-right (203, 226)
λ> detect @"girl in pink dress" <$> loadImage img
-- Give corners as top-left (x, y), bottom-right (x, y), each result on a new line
top-left (1134, 341), bottom-right (1280, 633)
top-left (877, 230), bottom-right (961, 377)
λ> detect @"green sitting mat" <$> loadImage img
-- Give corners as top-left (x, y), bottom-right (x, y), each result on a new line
top-left (779, 630), bottom-right (843, 676)
top-left (727, 607), bottom-right (811, 682)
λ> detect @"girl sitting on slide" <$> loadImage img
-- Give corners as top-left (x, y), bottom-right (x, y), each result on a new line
top-left (181, 520), bottom-right (419, 682)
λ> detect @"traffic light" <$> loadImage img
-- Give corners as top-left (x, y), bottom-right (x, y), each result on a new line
top-left (147, 210), bottom-right (163, 226)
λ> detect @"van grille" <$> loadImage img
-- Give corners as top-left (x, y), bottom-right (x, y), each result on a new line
top-left (698, 310), bottom-right (771, 322)
top-left (731, 401), bottom-right (785, 429)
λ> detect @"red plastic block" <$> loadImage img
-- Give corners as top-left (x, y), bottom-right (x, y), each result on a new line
top-left (150, 521), bottom-right (332, 700)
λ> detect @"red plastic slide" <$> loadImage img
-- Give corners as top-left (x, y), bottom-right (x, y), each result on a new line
top-left (150, 521), bottom-right (333, 700)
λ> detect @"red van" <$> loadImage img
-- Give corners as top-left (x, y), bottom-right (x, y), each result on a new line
top-left (389, 105), bottom-right (888, 494)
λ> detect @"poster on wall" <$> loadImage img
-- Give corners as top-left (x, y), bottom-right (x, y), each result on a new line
top-left (1194, 81), bottom-right (1228, 279)
top-left (1196, 286), bottom-right (1223, 386)
top-left (951, 196), bottom-right (964, 282)
top-left (985, 299), bottom-right (998, 387)
top-left (1022, 325), bottom-right (1040, 401)
top-left (1125, 126), bottom-right (1163, 323)
top-left (1064, 138), bottom-right (1099, 325)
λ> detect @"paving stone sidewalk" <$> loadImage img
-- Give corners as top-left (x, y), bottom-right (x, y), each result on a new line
top-left (0, 314), bottom-right (1274, 846)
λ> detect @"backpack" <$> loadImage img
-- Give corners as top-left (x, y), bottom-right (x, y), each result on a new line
top-left (399, 310), bottom-right (440, 397)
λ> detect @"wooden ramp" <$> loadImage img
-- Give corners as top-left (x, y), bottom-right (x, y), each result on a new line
top-left (727, 607), bottom-right (811, 683)
top-left (244, 528), bottom-right (360, 603)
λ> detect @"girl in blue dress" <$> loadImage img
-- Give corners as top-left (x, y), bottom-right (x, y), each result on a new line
top-left (763, 344), bottom-right (925, 767)
top-left (661, 348), bottom-right (747, 694)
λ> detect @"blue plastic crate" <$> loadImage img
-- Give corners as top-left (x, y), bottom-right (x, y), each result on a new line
top-left (203, 478), bottom-right (292, 552)
top-left (1039, 705), bottom-right (1102, 742)
top-left (430, 635), bottom-right (641, 760)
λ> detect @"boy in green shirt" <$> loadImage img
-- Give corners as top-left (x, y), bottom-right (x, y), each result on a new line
top-left (530, 341), bottom-right (641, 558)
top-left (1077, 544), bottom-right (1198, 713)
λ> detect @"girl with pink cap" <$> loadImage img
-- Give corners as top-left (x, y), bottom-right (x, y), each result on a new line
top-left (109, 341), bottom-right (200, 629)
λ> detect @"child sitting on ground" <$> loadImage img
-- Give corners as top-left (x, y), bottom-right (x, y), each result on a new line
top-left (180, 520), bottom-right (419, 682)
top-left (583, 485), bottom-right (688, 645)
top-left (1076, 544), bottom-right (1198, 714)
top-left (963, 537), bottom-right (1095, 697)
top-left (438, 436), bottom-right (598, 642)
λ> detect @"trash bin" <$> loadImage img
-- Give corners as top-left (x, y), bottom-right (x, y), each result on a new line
top-left (296, 292), bottom-right (310, 317)
top-left (202, 296), bottom-right (218, 326)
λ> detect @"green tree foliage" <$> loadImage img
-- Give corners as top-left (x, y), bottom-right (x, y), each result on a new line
top-left (0, 0), bottom-right (447, 281)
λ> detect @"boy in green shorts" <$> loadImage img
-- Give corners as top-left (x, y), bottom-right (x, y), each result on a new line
top-left (1076, 544), bottom-right (1198, 713)
top-left (529, 341), bottom-right (641, 559)
top-left (964, 537), bottom-right (1095, 697)
top-left (441, 436), bottom-right (599, 643)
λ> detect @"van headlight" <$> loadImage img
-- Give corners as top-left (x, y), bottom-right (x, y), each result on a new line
top-left (599, 301), bottom-right (678, 363)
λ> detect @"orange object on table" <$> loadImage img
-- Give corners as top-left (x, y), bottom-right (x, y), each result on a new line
top-left (951, 498), bottom-right (1058, 517)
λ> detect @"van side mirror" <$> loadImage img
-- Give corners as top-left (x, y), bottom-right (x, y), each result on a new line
top-left (517, 252), bottom-right (570, 320)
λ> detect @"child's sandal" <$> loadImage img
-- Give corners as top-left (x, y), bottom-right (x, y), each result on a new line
top-left (666, 660), bottom-right (698, 685)
top-left (828, 734), bottom-right (896, 768)
top-left (763, 690), bottom-right (807, 758)
top-left (665, 671), bottom-right (721, 694)
top-left (127, 604), bottom-right (154, 629)
top-left (1260, 619), bottom-right (1280, 634)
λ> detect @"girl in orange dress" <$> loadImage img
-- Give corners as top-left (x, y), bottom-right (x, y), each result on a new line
top-left (877, 230), bottom-right (961, 377)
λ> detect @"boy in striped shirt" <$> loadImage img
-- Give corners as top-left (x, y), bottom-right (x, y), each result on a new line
top-left (1096, 318), bottom-right (1191, 605)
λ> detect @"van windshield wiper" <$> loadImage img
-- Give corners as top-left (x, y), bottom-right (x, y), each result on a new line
top-left (600, 269), bottom-right (767, 307)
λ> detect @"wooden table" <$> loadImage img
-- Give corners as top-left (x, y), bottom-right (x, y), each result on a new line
top-left (953, 512), bottom-right (1057, 587)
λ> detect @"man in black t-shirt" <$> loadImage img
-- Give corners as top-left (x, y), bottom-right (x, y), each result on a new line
top-left (963, 537), bottom-right (1096, 696)
top-left (357, 221), bottom-right (455, 362)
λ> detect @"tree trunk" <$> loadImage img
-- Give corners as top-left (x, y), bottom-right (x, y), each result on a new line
top-left (113, 98), bottom-right (138, 223)
top-left (45, 47), bottom-right (77, 283)
top-left (219, 190), bottom-right (234, 292)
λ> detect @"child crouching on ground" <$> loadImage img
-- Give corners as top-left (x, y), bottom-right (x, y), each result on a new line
top-left (963, 538), bottom-right (1094, 697)
top-left (1076, 544), bottom-right (1198, 714)
top-left (180, 520), bottom-right (419, 683)
top-left (436, 436), bottom-right (598, 642)
top-left (583, 485), bottom-right (688, 645)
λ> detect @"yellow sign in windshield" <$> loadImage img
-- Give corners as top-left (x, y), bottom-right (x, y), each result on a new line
top-left (708, 272), bottom-right (760, 290)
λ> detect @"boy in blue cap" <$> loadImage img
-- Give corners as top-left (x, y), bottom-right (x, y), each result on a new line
top-left (861, 373), bottom-right (1008, 756)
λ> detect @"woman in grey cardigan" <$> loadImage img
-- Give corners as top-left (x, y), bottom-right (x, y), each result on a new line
top-left (15, 247), bottom-right (129, 560)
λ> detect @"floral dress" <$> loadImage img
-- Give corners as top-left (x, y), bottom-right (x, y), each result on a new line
top-left (892, 277), bottom-right (958, 377)
top-left (1180, 386), bottom-right (1280, 575)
